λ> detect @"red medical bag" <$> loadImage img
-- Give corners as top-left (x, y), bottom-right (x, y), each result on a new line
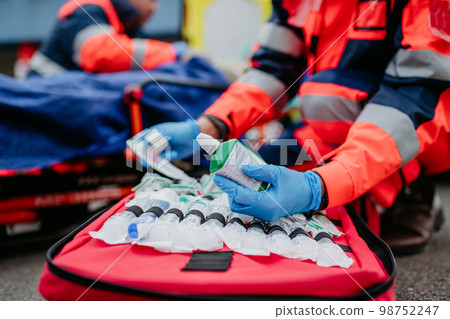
top-left (38, 193), bottom-right (396, 301)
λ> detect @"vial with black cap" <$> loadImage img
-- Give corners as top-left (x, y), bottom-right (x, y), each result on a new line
top-left (236, 218), bottom-right (270, 256)
top-left (138, 195), bottom-right (192, 252)
top-left (128, 188), bottom-right (178, 240)
top-left (218, 212), bottom-right (253, 251)
top-left (171, 198), bottom-right (211, 253)
top-left (314, 231), bottom-right (353, 268)
top-left (190, 196), bottom-right (231, 251)
top-left (90, 205), bottom-right (145, 245)
top-left (266, 219), bottom-right (299, 258)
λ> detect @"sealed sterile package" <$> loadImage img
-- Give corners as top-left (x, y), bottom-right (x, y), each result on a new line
top-left (131, 173), bottom-right (173, 192)
top-left (199, 174), bottom-right (223, 196)
top-left (309, 213), bottom-right (343, 237)
top-left (126, 129), bottom-right (196, 184)
top-left (126, 173), bottom-right (174, 207)
top-left (169, 182), bottom-right (201, 196)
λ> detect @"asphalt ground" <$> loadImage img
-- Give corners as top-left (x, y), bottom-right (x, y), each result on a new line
top-left (0, 181), bottom-right (448, 301)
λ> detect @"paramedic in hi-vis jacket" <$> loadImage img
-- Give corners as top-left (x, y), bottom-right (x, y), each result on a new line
top-left (28, 0), bottom-right (188, 76)
top-left (135, 0), bottom-right (450, 254)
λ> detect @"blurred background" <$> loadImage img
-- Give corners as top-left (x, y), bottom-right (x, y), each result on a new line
top-left (0, 0), bottom-right (271, 77)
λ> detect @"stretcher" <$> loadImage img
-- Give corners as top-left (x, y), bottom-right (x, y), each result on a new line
top-left (0, 156), bottom-right (143, 247)
top-left (0, 61), bottom-right (228, 246)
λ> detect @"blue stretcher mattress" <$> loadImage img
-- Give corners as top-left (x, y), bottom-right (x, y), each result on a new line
top-left (0, 58), bottom-right (228, 170)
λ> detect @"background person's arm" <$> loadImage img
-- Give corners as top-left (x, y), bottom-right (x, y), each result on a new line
top-left (202, 0), bottom-right (306, 139)
top-left (50, 4), bottom-right (177, 73)
top-left (67, 6), bottom-right (176, 72)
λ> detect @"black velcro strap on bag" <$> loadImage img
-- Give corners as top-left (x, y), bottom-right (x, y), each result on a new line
top-left (228, 217), bottom-right (244, 227)
top-left (313, 233), bottom-right (352, 252)
top-left (314, 232), bottom-right (333, 242)
top-left (146, 206), bottom-right (164, 218)
top-left (248, 220), bottom-right (264, 231)
top-left (207, 213), bottom-right (226, 226)
top-left (338, 244), bottom-right (353, 253)
top-left (166, 208), bottom-right (184, 221)
top-left (182, 251), bottom-right (234, 271)
top-left (127, 205), bottom-right (144, 217)
top-left (186, 210), bottom-right (206, 224)
top-left (289, 227), bottom-right (309, 239)
top-left (267, 225), bottom-right (286, 235)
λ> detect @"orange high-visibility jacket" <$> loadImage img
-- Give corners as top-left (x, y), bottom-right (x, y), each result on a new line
top-left (29, 0), bottom-right (177, 76)
top-left (204, 0), bottom-right (450, 209)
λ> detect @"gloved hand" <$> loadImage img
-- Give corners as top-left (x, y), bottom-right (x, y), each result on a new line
top-left (213, 165), bottom-right (323, 221)
top-left (133, 119), bottom-right (200, 162)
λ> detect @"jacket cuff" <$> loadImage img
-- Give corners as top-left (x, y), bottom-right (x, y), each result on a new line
top-left (312, 160), bottom-right (355, 209)
top-left (315, 173), bottom-right (329, 210)
top-left (200, 114), bottom-right (230, 141)
top-left (204, 82), bottom-right (276, 139)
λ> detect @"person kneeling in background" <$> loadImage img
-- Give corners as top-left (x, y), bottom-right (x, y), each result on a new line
top-left (28, 0), bottom-right (188, 76)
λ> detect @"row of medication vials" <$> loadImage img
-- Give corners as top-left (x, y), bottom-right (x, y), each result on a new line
top-left (90, 186), bottom-right (353, 268)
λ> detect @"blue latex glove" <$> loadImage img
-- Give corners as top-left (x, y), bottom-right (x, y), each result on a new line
top-left (213, 165), bottom-right (323, 221)
top-left (172, 41), bottom-right (190, 59)
top-left (134, 119), bottom-right (200, 162)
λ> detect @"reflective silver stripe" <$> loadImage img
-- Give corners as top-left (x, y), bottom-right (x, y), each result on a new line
top-left (131, 39), bottom-right (147, 70)
top-left (29, 51), bottom-right (67, 76)
top-left (257, 23), bottom-right (304, 57)
top-left (385, 49), bottom-right (450, 82)
top-left (72, 24), bottom-right (113, 65)
top-left (238, 68), bottom-right (289, 111)
top-left (356, 103), bottom-right (420, 166)
top-left (300, 95), bottom-right (361, 122)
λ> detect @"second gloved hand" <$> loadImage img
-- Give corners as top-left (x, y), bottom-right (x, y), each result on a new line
top-left (213, 165), bottom-right (323, 221)
top-left (133, 119), bottom-right (200, 162)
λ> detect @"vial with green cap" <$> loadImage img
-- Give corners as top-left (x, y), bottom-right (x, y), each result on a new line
top-left (196, 133), bottom-right (269, 191)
